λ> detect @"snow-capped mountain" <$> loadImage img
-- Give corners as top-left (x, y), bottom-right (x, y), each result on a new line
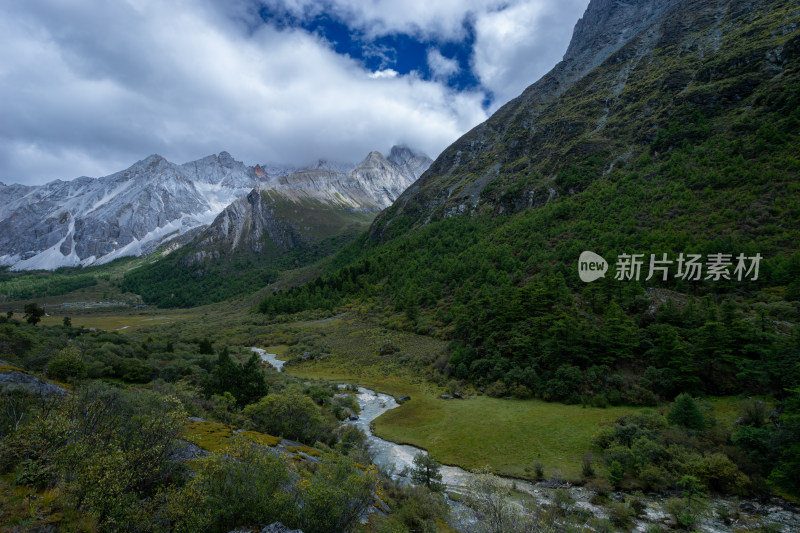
top-left (188, 149), bottom-right (432, 258)
top-left (0, 147), bottom-right (431, 270)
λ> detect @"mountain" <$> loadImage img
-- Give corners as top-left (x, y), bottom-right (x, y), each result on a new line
top-left (118, 149), bottom-right (431, 307)
top-left (373, 0), bottom-right (798, 233)
top-left (183, 149), bottom-right (431, 262)
top-left (259, 0), bottom-right (800, 402)
top-left (0, 147), bottom-right (430, 271)
top-left (0, 152), bottom-right (262, 270)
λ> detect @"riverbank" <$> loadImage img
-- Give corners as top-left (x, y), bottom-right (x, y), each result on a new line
top-left (256, 350), bottom-right (800, 532)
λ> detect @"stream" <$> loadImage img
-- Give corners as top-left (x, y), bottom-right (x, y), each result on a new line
top-left (252, 347), bottom-right (800, 532)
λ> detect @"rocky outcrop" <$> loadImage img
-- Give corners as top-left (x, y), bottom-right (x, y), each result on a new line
top-left (0, 369), bottom-right (69, 396)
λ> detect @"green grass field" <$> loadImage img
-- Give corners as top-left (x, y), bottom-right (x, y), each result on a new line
top-left (290, 364), bottom-right (637, 481)
top-left (38, 312), bottom-right (198, 331)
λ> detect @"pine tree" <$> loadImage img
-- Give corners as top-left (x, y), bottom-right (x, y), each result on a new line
top-left (410, 453), bottom-right (444, 491)
top-left (667, 393), bottom-right (706, 431)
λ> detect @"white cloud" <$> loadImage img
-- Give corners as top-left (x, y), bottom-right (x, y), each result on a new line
top-left (258, 0), bottom-right (508, 41)
top-left (0, 0), bottom-right (489, 185)
top-left (255, 0), bottom-right (590, 108)
top-left (427, 49), bottom-right (460, 81)
top-left (472, 0), bottom-right (589, 108)
top-left (368, 69), bottom-right (400, 79)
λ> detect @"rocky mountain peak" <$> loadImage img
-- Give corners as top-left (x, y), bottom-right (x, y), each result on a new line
top-left (387, 145), bottom-right (417, 166)
top-left (564, 0), bottom-right (683, 71)
top-left (357, 151), bottom-right (391, 169)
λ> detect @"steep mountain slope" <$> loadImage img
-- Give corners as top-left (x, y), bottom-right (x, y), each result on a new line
top-left (374, 0), bottom-right (798, 233)
top-left (120, 149), bottom-right (431, 307)
top-left (260, 0), bottom-right (800, 402)
top-left (0, 147), bottom-right (430, 272)
top-left (0, 152), bottom-right (263, 270)
top-left (190, 149), bottom-right (431, 259)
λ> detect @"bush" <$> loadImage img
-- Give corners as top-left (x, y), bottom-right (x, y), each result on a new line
top-left (244, 390), bottom-right (333, 444)
top-left (608, 461), bottom-right (624, 486)
top-left (296, 459), bottom-right (377, 533)
top-left (668, 393), bottom-right (706, 431)
top-left (192, 437), bottom-right (295, 531)
top-left (48, 346), bottom-right (86, 382)
top-left (485, 380), bottom-right (508, 398)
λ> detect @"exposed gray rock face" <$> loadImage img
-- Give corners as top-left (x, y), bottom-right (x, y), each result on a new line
top-left (0, 147), bottom-right (430, 270)
top-left (0, 370), bottom-right (69, 396)
top-left (191, 149), bottom-right (431, 257)
top-left (0, 152), bottom-right (262, 270)
top-left (260, 523), bottom-right (303, 533)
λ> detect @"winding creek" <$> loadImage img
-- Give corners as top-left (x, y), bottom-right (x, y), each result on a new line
top-left (252, 348), bottom-right (800, 532)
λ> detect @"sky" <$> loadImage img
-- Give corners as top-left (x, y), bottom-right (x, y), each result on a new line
top-left (1, 0), bottom-right (590, 186)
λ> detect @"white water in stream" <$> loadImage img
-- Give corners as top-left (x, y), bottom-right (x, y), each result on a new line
top-left (252, 347), bottom-right (800, 532)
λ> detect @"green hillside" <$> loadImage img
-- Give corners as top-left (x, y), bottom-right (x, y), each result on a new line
top-left (257, 0), bottom-right (800, 495)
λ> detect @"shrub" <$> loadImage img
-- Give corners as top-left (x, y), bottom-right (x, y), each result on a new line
top-left (608, 461), bottom-right (624, 486)
top-left (485, 380), bottom-right (508, 398)
top-left (244, 390), bottom-right (333, 444)
top-left (668, 393), bottom-right (706, 431)
top-left (192, 437), bottom-right (295, 531)
top-left (48, 346), bottom-right (86, 382)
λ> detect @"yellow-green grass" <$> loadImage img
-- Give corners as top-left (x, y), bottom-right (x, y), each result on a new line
top-left (183, 421), bottom-right (283, 453)
top-left (0, 473), bottom-right (98, 532)
top-left (38, 312), bottom-right (197, 331)
top-left (287, 364), bottom-right (636, 481)
top-left (238, 430), bottom-right (281, 448)
top-left (285, 445), bottom-right (323, 457)
top-left (183, 421), bottom-right (235, 453)
top-left (374, 392), bottom-right (638, 481)
top-left (263, 344), bottom-right (291, 360)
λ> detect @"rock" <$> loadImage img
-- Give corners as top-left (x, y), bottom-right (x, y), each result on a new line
top-left (440, 394), bottom-right (453, 400)
top-left (740, 501), bottom-right (758, 513)
top-left (396, 395), bottom-right (411, 404)
top-left (348, 414), bottom-right (359, 421)
top-left (0, 370), bottom-right (68, 396)
top-left (260, 522), bottom-right (303, 533)
top-left (169, 439), bottom-right (211, 461)
top-left (453, 392), bottom-right (463, 399)
top-left (379, 342), bottom-right (396, 356)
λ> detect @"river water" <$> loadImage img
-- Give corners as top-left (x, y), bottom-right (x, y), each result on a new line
top-left (252, 347), bottom-right (800, 532)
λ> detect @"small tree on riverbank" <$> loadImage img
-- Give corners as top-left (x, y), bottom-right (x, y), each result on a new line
top-left (411, 452), bottom-right (444, 492)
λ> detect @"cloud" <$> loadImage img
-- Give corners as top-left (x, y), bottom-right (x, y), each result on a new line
top-left (254, 0), bottom-right (590, 108)
top-left (427, 49), bottom-right (460, 81)
top-left (472, 0), bottom-right (589, 107)
top-left (0, 0), bottom-right (590, 186)
top-left (258, 0), bottom-right (508, 41)
top-left (0, 0), bottom-right (489, 185)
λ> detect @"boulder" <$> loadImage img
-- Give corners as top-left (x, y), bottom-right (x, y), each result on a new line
top-left (0, 370), bottom-right (69, 396)
top-left (379, 342), bottom-right (396, 356)
top-left (396, 395), bottom-right (411, 404)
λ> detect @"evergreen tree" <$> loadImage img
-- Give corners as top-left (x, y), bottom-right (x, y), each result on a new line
top-left (23, 303), bottom-right (45, 326)
top-left (667, 393), bottom-right (706, 431)
top-left (410, 453), bottom-right (444, 492)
